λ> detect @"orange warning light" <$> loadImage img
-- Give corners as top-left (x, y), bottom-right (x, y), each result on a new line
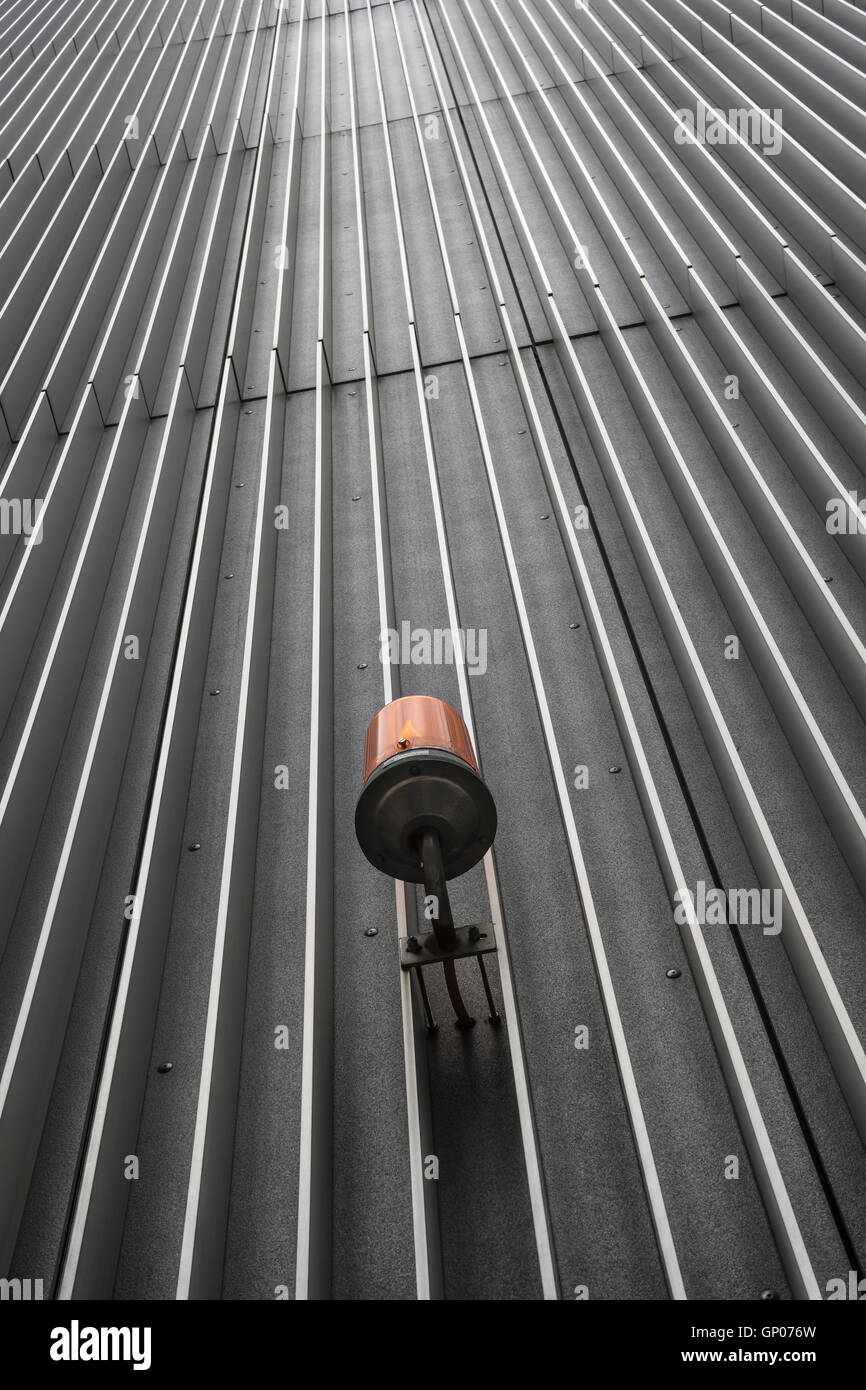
top-left (362, 695), bottom-right (478, 783)
top-left (355, 694), bottom-right (501, 1028)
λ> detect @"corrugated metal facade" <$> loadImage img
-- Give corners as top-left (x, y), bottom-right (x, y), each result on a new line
top-left (0, 0), bottom-right (864, 1301)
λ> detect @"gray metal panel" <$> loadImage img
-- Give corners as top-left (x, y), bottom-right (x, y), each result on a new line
top-left (0, 0), bottom-right (864, 1305)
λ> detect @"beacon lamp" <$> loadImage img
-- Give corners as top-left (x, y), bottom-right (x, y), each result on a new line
top-left (355, 695), bottom-right (501, 1030)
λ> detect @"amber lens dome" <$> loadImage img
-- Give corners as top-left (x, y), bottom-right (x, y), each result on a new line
top-left (362, 695), bottom-right (478, 782)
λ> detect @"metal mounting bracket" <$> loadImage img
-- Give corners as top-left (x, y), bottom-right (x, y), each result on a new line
top-left (399, 923), bottom-right (496, 971)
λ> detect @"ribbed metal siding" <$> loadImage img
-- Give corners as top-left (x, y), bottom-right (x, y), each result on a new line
top-left (0, 0), bottom-right (863, 1300)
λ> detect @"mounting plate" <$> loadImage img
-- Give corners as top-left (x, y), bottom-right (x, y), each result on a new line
top-left (400, 923), bottom-right (497, 971)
